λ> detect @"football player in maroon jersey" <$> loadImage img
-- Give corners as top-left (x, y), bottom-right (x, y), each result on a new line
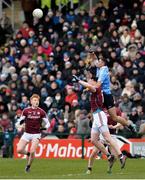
top-left (86, 108), bottom-right (124, 174)
top-left (73, 75), bottom-right (126, 173)
top-left (15, 94), bottom-right (50, 173)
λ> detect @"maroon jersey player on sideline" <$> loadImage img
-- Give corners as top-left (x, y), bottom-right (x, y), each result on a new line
top-left (72, 74), bottom-right (126, 174)
top-left (15, 94), bottom-right (50, 173)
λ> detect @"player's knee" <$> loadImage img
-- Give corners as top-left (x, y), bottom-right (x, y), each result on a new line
top-left (91, 139), bottom-right (95, 145)
top-left (30, 150), bottom-right (35, 156)
top-left (91, 139), bottom-right (98, 146)
top-left (17, 148), bottom-right (23, 154)
top-left (104, 137), bottom-right (111, 144)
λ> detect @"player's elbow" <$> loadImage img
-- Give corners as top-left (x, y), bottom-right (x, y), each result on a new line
top-left (96, 82), bottom-right (101, 88)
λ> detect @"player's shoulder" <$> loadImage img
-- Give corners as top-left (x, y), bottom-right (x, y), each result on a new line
top-left (37, 107), bottom-right (46, 114)
top-left (100, 66), bottom-right (108, 71)
top-left (23, 106), bottom-right (31, 112)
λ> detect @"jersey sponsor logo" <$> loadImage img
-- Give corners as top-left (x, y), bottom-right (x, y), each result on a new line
top-left (27, 115), bottom-right (41, 119)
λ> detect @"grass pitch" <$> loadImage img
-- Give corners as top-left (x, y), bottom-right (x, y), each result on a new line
top-left (0, 158), bottom-right (145, 179)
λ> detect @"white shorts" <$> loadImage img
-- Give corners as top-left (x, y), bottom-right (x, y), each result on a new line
top-left (92, 111), bottom-right (109, 133)
top-left (21, 132), bottom-right (41, 142)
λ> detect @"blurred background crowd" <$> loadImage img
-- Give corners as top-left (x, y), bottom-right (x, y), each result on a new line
top-left (0, 0), bottom-right (145, 157)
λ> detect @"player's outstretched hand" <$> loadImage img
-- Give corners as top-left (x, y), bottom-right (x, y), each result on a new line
top-left (72, 75), bottom-right (80, 82)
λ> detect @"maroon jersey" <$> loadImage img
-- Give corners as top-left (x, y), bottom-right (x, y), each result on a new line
top-left (90, 87), bottom-right (104, 112)
top-left (22, 107), bottom-right (47, 134)
top-left (107, 107), bottom-right (122, 134)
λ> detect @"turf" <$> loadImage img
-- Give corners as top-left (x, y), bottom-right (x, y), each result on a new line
top-left (0, 158), bottom-right (145, 179)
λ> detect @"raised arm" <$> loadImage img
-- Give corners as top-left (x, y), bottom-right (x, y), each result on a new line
top-left (72, 75), bottom-right (96, 92)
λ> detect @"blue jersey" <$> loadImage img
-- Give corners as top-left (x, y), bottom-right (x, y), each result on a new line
top-left (96, 66), bottom-right (111, 94)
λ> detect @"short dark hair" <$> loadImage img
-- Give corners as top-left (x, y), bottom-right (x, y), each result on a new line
top-left (99, 56), bottom-right (106, 65)
top-left (88, 68), bottom-right (98, 81)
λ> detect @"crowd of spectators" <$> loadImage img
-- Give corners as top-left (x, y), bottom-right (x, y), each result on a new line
top-left (0, 0), bottom-right (145, 157)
